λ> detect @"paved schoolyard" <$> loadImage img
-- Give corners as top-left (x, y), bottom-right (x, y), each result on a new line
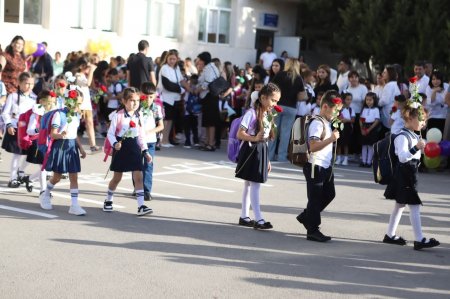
top-left (1, 143), bottom-right (449, 298)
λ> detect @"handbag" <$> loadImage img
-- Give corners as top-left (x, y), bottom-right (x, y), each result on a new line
top-left (208, 66), bottom-right (230, 97)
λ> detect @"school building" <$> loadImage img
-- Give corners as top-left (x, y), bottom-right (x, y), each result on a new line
top-left (0, 0), bottom-right (301, 67)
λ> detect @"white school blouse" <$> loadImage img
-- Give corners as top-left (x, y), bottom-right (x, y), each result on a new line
top-left (1, 92), bottom-right (37, 128)
top-left (394, 129), bottom-right (421, 163)
top-left (360, 107), bottom-right (380, 123)
top-left (308, 118), bottom-right (332, 168)
top-left (51, 111), bottom-right (80, 139)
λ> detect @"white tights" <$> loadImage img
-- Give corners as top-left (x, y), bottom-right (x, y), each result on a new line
top-left (240, 181), bottom-right (263, 221)
top-left (387, 203), bottom-right (424, 242)
top-left (29, 169), bottom-right (47, 191)
top-left (361, 145), bottom-right (374, 164)
top-left (10, 154), bottom-right (29, 180)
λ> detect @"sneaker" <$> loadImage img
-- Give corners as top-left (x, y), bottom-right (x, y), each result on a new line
top-left (335, 156), bottom-right (342, 165)
top-left (69, 205), bottom-right (86, 216)
top-left (137, 205), bottom-right (153, 216)
top-left (23, 176), bottom-right (33, 192)
top-left (341, 156), bottom-right (348, 166)
top-left (39, 192), bottom-right (53, 210)
top-left (160, 143), bottom-right (174, 148)
top-left (382, 234), bottom-right (407, 246)
top-left (144, 192), bottom-right (153, 201)
top-left (238, 217), bottom-right (255, 227)
top-left (183, 145), bottom-right (192, 149)
top-left (103, 200), bottom-right (113, 212)
top-left (306, 229), bottom-right (331, 242)
top-left (413, 238), bottom-right (440, 250)
top-left (253, 219), bottom-right (273, 230)
top-left (8, 179), bottom-right (20, 188)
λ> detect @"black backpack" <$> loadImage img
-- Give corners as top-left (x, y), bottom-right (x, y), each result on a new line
top-left (372, 130), bottom-right (412, 185)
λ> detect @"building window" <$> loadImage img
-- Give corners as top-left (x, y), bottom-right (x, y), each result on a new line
top-left (139, 0), bottom-right (180, 38)
top-left (69, 0), bottom-right (115, 31)
top-left (198, 0), bottom-right (231, 44)
top-left (4, 0), bottom-right (42, 24)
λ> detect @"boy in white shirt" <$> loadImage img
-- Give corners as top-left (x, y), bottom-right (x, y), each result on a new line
top-left (296, 90), bottom-right (342, 242)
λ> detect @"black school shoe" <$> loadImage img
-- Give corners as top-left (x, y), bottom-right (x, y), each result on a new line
top-left (383, 234), bottom-right (407, 245)
top-left (253, 219), bottom-right (273, 230)
top-left (238, 217), bottom-right (255, 227)
top-left (7, 180), bottom-right (20, 188)
top-left (414, 238), bottom-right (440, 250)
top-left (144, 192), bottom-right (153, 201)
top-left (296, 213), bottom-right (305, 224)
top-left (307, 229), bottom-right (331, 242)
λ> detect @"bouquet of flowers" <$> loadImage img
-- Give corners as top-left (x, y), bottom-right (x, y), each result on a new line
top-left (93, 85), bottom-right (108, 104)
top-left (263, 105), bottom-right (283, 135)
top-left (330, 97), bottom-right (344, 130)
top-left (139, 94), bottom-right (152, 116)
top-left (408, 77), bottom-right (425, 121)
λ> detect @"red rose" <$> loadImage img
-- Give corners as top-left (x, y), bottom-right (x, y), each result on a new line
top-left (100, 85), bottom-right (107, 92)
top-left (140, 95), bottom-right (147, 101)
top-left (274, 105), bottom-right (283, 113)
top-left (360, 117), bottom-right (366, 123)
top-left (332, 97), bottom-right (342, 105)
top-left (129, 120), bottom-right (136, 128)
top-left (49, 91), bottom-right (57, 98)
top-left (68, 90), bottom-right (77, 99)
top-left (58, 82), bottom-right (65, 88)
top-left (409, 77), bottom-right (418, 84)
top-left (391, 106), bottom-right (397, 113)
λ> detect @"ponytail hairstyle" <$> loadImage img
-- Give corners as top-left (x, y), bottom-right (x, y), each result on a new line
top-left (17, 72), bottom-right (33, 94)
top-left (253, 82), bottom-right (281, 140)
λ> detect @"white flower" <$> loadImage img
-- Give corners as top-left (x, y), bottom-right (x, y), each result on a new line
top-left (69, 85), bottom-right (77, 91)
top-left (64, 71), bottom-right (73, 78)
top-left (409, 102), bottom-right (421, 109)
top-left (68, 76), bottom-right (77, 83)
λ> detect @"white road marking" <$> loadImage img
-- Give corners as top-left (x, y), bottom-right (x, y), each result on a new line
top-left (0, 204), bottom-right (58, 218)
top-left (153, 178), bottom-right (234, 193)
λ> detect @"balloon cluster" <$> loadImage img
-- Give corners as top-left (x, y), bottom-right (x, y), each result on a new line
top-left (24, 41), bottom-right (46, 57)
top-left (87, 38), bottom-right (113, 58)
top-left (423, 128), bottom-right (450, 169)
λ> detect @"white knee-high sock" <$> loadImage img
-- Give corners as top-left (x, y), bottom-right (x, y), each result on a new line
top-left (19, 159), bottom-right (29, 172)
top-left (241, 181), bottom-right (251, 219)
top-left (40, 170), bottom-right (47, 191)
top-left (387, 203), bottom-right (405, 238)
top-left (10, 154), bottom-right (20, 180)
top-left (30, 169), bottom-right (40, 182)
top-left (44, 182), bottom-right (54, 197)
top-left (107, 189), bottom-right (114, 202)
top-left (367, 146), bottom-right (374, 164)
top-left (361, 145), bottom-right (368, 164)
top-left (249, 181), bottom-right (262, 221)
top-left (70, 189), bottom-right (79, 206)
top-left (136, 189), bottom-right (144, 207)
top-left (409, 205), bottom-right (424, 242)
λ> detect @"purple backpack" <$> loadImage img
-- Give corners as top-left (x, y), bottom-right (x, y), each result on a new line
top-left (227, 108), bottom-right (256, 163)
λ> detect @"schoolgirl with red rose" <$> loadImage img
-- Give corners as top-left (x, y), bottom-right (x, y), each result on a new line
top-left (39, 88), bottom-right (87, 215)
top-left (235, 83), bottom-right (281, 230)
top-left (359, 92), bottom-right (380, 167)
top-left (103, 87), bottom-right (153, 216)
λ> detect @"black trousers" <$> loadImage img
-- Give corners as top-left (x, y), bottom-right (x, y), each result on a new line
top-left (301, 162), bottom-right (335, 233)
top-left (183, 114), bottom-right (199, 145)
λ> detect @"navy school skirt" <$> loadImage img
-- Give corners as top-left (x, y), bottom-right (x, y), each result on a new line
top-left (1, 129), bottom-right (26, 155)
top-left (235, 141), bottom-right (269, 183)
top-left (110, 137), bottom-right (143, 172)
top-left (26, 139), bottom-right (44, 164)
top-left (45, 139), bottom-right (81, 173)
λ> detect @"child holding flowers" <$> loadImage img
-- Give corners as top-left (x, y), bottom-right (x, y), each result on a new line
top-left (103, 87), bottom-right (153, 216)
top-left (235, 83), bottom-right (281, 230)
top-left (39, 87), bottom-right (87, 215)
top-left (359, 92), bottom-right (380, 167)
top-left (296, 90), bottom-right (342, 242)
top-left (383, 89), bottom-right (440, 250)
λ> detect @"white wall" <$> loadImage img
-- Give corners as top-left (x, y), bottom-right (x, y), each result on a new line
top-left (0, 0), bottom-right (298, 68)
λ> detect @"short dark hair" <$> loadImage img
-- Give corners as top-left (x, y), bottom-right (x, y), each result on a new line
top-left (107, 68), bottom-right (118, 76)
top-left (394, 94), bottom-right (406, 103)
top-left (141, 82), bottom-right (156, 95)
top-left (414, 60), bottom-right (425, 67)
top-left (320, 90), bottom-right (341, 108)
top-left (138, 40), bottom-right (149, 51)
top-left (348, 70), bottom-right (359, 78)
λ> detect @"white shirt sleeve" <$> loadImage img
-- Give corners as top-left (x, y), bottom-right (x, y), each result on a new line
top-left (27, 113), bottom-right (39, 136)
top-left (1, 93), bottom-right (15, 126)
top-left (107, 112), bottom-right (119, 146)
top-left (308, 119), bottom-right (324, 140)
top-left (394, 134), bottom-right (419, 163)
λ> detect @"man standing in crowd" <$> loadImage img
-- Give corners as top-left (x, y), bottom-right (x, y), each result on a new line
top-left (259, 45), bottom-right (277, 72)
top-left (127, 40), bottom-right (156, 88)
top-left (336, 57), bottom-right (351, 93)
top-left (413, 61), bottom-right (430, 94)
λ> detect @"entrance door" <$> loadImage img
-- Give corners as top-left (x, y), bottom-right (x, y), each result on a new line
top-left (255, 29), bottom-right (274, 64)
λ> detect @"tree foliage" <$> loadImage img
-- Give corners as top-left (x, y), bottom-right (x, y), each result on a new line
top-left (334, 0), bottom-right (450, 74)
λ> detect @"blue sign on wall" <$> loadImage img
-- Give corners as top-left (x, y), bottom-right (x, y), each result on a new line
top-left (263, 13), bottom-right (278, 28)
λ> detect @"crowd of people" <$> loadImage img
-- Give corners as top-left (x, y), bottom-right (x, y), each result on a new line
top-left (0, 35), bottom-right (448, 250)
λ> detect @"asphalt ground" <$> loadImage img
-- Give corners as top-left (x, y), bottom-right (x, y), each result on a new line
top-left (1, 140), bottom-right (449, 298)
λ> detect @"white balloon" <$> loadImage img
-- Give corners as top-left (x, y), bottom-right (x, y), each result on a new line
top-left (426, 128), bottom-right (442, 143)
